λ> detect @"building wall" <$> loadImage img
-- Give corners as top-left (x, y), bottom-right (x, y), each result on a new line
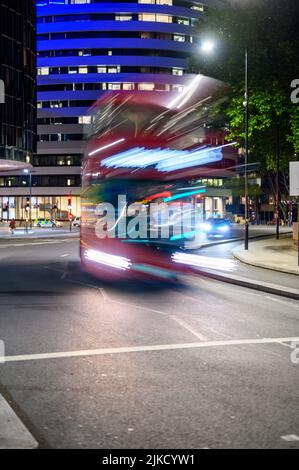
top-left (0, 0), bottom-right (36, 163)
top-left (1, 0), bottom-right (206, 220)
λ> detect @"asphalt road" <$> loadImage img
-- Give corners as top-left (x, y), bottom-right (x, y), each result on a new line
top-left (0, 237), bottom-right (298, 449)
top-left (198, 238), bottom-right (299, 291)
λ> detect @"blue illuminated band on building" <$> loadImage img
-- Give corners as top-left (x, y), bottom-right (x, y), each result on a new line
top-left (0, 0), bottom-right (206, 221)
top-left (36, 0), bottom-right (204, 159)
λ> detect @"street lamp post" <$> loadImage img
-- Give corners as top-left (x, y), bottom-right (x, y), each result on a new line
top-left (201, 41), bottom-right (250, 250)
top-left (244, 48), bottom-right (249, 250)
top-left (24, 169), bottom-right (33, 228)
top-left (275, 118), bottom-right (280, 240)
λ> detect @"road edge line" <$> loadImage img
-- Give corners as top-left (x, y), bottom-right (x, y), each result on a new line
top-left (195, 269), bottom-right (299, 301)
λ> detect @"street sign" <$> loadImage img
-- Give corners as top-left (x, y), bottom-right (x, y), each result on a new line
top-left (290, 162), bottom-right (299, 196)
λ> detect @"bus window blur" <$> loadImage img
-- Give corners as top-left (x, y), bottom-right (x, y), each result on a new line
top-left (81, 75), bottom-right (238, 281)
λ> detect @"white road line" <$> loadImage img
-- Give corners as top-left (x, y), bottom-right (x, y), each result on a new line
top-left (266, 296), bottom-right (299, 308)
top-left (43, 266), bottom-right (65, 274)
top-left (277, 341), bottom-right (296, 350)
top-left (99, 288), bottom-right (208, 340)
top-left (99, 288), bottom-right (110, 301)
top-left (0, 239), bottom-right (76, 249)
top-left (2, 336), bottom-right (299, 364)
top-left (98, 290), bottom-right (167, 315)
top-left (169, 315), bottom-right (208, 341)
top-left (60, 254), bottom-right (70, 258)
top-left (281, 434), bottom-right (299, 442)
top-left (0, 394), bottom-right (38, 449)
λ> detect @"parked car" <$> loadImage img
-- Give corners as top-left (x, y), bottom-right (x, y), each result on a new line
top-left (201, 218), bottom-right (232, 238)
top-left (34, 218), bottom-right (62, 228)
top-left (72, 217), bottom-right (81, 228)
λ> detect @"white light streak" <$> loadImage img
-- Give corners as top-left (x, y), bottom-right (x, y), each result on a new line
top-left (88, 138), bottom-right (125, 157)
top-left (84, 249), bottom-right (131, 270)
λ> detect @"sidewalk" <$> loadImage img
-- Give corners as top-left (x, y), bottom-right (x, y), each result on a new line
top-left (232, 236), bottom-right (299, 276)
top-left (0, 226), bottom-right (79, 239)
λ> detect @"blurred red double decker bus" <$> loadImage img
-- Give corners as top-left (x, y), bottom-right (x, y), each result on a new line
top-left (81, 75), bottom-right (237, 281)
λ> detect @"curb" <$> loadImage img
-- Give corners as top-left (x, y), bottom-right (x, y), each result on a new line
top-left (0, 393), bottom-right (38, 449)
top-left (0, 233), bottom-right (80, 241)
top-left (199, 231), bottom-right (292, 250)
top-left (196, 269), bottom-right (299, 301)
top-left (232, 249), bottom-right (299, 277)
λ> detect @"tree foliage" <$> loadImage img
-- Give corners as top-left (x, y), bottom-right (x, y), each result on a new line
top-left (191, 0), bottom-right (299, 171)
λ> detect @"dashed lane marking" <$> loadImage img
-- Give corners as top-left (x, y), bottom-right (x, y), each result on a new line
top-left (1, 336), bottom-right (299, 364)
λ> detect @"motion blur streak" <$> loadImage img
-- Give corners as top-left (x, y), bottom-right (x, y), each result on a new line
top-left (172, 252), bottom-right (236, 272)
top-left (84, 249), bottom-right (131, 270)
top-left (88, 138), bottom-right (126, 157)
top-left (100, 144), bottom-right (235, 171)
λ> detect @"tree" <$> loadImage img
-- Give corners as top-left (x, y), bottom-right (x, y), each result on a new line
top-left (191, 0), bottom-right (299, 221)
top-left (191, 0), bottom-right (299, 170)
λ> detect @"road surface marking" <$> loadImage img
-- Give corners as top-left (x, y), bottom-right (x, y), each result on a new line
top-left (97, 288), bottom-right (207, 340)
top-left (266, 296), bottom-right (299, 308)
top-left (277, 341), bottom-right (297, 350)
top-left (281, 435), bottom-right (299, 442)
top-left (0, 239), bottom-right (76, 249)
top-left (61, 254), bottom-right (70, 258)
top-left (0, 394), bottom-right (38, 449)
top-left (2, 336), bottom-right (299, 364)
top-left (43, 266), bottom-right (65, 274)
top-left (169, 315), bottom-right (208, 341)
top-left (99, 288), bottom-right (109, 301)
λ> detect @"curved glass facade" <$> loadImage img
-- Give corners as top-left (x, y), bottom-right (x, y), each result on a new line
top-left (0, 0), bottom-right (36, 164)
top-left (36, 0), bottom-right (205, 168)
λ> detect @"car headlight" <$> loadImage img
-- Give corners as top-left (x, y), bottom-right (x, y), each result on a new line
top-left (218, 225), bottom-right (230, 232)
top-left (201, 223), bottom-right (212, 232)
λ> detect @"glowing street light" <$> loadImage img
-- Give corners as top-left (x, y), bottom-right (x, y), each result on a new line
top-left (200, 40), bottom-right (215, 54)
top-left (200, 39), bottom-right (250, 250)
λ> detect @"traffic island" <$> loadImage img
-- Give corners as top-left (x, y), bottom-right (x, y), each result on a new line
top-left (232, 235), bottom-right (299, 276)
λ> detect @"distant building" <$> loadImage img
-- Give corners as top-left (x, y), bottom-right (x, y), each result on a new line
top-left (1, 1), bottom-right (232, 222)
top-left (0, 0), bottom-right (36, 218)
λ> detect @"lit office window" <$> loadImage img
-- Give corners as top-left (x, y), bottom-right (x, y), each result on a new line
top-left (156, 15), bottom-right (172, 23)
top-left (172, 84), bottom-right (184, 92)
top-left (79, 116), bottom-right (92, 124)
top-left (139, 0), bottom-right (173, 4)
top-left (115, 15), bottom-right (132, 21)
top-left (123, 83), bottom-right (134, 90)
top-left (177, 17), bottom-right (190, 26)
top-left (38, 67), bottom-right (49, 75)
top-left (191, 4), bottom-right (204, 12)
top-left (108, 83), bottom-right (121, 90)
top-left (79, 67), bottom-right (88, 74)
top-left (108, 66), bottom-right (121, 73)
top-left (172, 68), bottom-right (183, 76)
top-left (139, 13), bottom-right (172, 23)
top-left (138, 83), bottom-right (155, 91)
top-left (174, 34), bottom-right (185, 42)
top-left (97, 66), bottom-right (107, 73)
